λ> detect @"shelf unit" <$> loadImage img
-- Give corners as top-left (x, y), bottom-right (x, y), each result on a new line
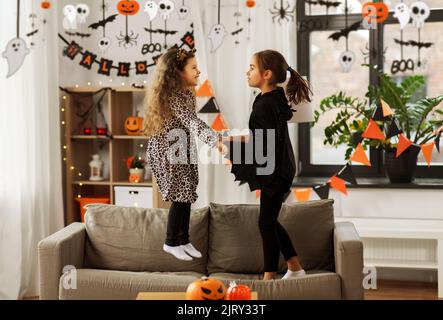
top-left (60, 87), bottom-right (169, 225)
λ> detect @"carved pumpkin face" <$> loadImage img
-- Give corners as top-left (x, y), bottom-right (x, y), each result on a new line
top-left (186, 277), bottom-right (226, 300)
top-left (225, 282), bottom-right (251, 300)
top-left (125, 117), bottom-right (143, 136)
top-left (362, 2), bottom-right (388, 23)
top-left (41, 1), bottom-right (51, 9)
top-left (129, 173), bottom-right (140, 183)
top-left (117, 0), bottom-right (140, 16)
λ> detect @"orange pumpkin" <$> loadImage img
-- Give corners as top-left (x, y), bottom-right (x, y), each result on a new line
top-left (125, 116), bottom-right (143, 136)
top-left (117, 0), bottom-right (140, 16)
top-left (186, 277), bottom-right (226, 300)
top-left (225, 281), bottom-right (251, 300)
top-left (129, 173), bottom-right (140, 183)
top-left (41, 1), bottom-right (51, 9)
top-left (246, 0), bottom-right (256, 8)
top-left (362, 2), bottom-right (388, 23)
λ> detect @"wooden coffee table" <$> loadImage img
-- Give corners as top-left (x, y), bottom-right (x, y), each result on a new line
top-left (136, 292), bottom-right (258, 300)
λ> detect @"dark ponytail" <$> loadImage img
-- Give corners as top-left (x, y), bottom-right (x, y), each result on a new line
top-left (254, 50), bottom-right (313, 105)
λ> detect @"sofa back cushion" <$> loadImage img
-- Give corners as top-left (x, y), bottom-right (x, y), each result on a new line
top-left (84, 204), bottom-right (209, 274)
top-left (207, 199), bottom-right (335, 274)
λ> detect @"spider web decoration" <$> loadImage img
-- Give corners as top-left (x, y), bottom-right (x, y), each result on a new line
top-left (269, 0), bottom-right (295, 25)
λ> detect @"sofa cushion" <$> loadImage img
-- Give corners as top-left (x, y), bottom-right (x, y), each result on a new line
top-left (209, 271), bottom-right (341, 300)
top-left (208, 199), bottom-right (335, 274)
top-left (59, 269), bottom-right (203, 300)
top-left (84, 204), bottom-right (209, 274)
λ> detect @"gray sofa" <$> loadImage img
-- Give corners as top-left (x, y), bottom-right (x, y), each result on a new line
top-left (38, 199), bottom-right (364, 300)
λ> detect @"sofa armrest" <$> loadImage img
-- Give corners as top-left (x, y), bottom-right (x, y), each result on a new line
top-left (38, 223), bottom-right (86, 300)
top-left (334, 222), bottom-right (364, 300)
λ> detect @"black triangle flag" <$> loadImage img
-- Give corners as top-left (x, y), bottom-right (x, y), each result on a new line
top-left (199, 97), bottom-right (220, 113)
top-left (337, 163), bottom-right (357, 185)
top-left (352, 132), bottom-right (363, 146)
top-left (386, 118), bottom-right (402, 139)
top-left (372, 104), bottom-right (384, 122)
top-left (314, 184), bottom-right (330, 200)
top-left (436, 135), bottom-right (440, 153)
top-left (409, 144), bottom-right (421, 160)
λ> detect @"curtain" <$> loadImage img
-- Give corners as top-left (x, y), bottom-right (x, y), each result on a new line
top-left (192, 0), bottom-right (299, 208)
top-left (0, 0), bottom-right (64, 299)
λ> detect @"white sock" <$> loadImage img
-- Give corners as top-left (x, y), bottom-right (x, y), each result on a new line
top-left (180, 243), bottom-right (202, 258)
top-left (163, 244), bottom-right (193, 261)
top-left (282, 269), bottom-right (306, 280)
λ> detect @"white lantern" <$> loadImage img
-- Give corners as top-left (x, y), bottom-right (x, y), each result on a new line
top-left (89, 154), bottom-right (104, 181)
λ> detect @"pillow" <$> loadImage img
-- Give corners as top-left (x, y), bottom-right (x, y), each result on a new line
top-left (207, 199), bottom-right (335, 274)
top-left (84, 204), bottom-right (209, 274)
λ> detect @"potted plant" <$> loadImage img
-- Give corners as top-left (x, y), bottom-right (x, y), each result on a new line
top-left (312, 67), bottom-right (443, 183)
top-left (126, 155), bottom-right (147, 183)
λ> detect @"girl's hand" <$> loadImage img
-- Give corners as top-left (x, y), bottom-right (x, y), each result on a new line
top-left (216, 141), bottom-right (228, 155)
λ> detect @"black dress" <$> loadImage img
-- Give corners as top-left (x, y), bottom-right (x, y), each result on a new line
top-left (226, 87), bottom-right (296, 197)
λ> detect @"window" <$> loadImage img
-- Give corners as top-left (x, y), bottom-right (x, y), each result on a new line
top-left (297, 1), bottom-right (443, 178)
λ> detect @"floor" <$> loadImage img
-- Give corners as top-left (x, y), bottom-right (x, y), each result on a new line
top-left (364, 280), bottom-right (438, 300)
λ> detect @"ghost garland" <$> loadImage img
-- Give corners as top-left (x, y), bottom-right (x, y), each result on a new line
top-left (116, 0), bottom-right (140, 48)
top-left (208, 0), bottom-right (228, 53)
top-left (328, 0), bottom-right (359, 73)
top-left (89, 0), bottom-right (118, 54)
top-left (158, 0), bottom-right (176, 49)
top-left (143, 1), bottom-right (162, 54)
top-left (177, 0), bottom-right (190, 20)
top-left (391, 0), bottom-right (432, 74)
top-left (269, 0), bottom-right (296, 24)
top-left (2, 0), bottom-right (30, 78)
top-left (63, 3), bottom-right (91, 38)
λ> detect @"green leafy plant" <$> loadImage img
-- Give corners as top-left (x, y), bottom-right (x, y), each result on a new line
top-left (312, 66), bottom-right (443, 160)
top-left (126, 155), bottom-right (146, 169)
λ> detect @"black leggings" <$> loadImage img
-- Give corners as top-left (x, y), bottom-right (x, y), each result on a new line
top-left (259, 191), bottom-right (298, 272)
top-left (165, 202), bottom-right (191, 247)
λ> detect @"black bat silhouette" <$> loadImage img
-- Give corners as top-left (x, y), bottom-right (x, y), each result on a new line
top-left (305, 0), bottom-right (318, 4)
top-left (88, 14), bottom-right (118, 30)
top-left (132, 84), bottom-right (145, 89)
top-left (318, 0), bottom-right (341, 8)
top-left (26, 29), bottom-right (39, 37)
top-left (328, 21), bottom-right (361, 41)
top-left (65, 31), bottom-right (92, 38)
top-left (394, 38), bottom-right (434, 48)
top-left (144, 28), bottom-right (178, 35)
top-left (231, 28), bottom-right (244, 36)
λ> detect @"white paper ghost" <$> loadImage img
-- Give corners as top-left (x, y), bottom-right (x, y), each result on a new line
top-left (62, 4), bottom-right (77, 30)
top-left (339, 50), bottom-right (355, 73)
top-left (394, 3), bottom-right (410, 29)
top-left (76, 4), bottom-right (90, 24)
top-left (2, 38), bottom-right (30, 78)
top-left (98, 37), bottom-right (112, 53)
top-left (208, 24), bottom-right (228, 52)
top-left (177, 5), bottom-right (190, 20)
top-left (144, 1), bottom-right (159, 21)
top-left (158, 0), bottom-right (175, 20)
top-left (410, 1), bottom-right (430, 29)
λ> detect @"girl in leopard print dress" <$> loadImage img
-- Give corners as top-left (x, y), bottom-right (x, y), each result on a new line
top-left (143, 48), bottom-right (227, 261)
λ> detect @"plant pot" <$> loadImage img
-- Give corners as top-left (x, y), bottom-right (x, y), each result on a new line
top-left (129, 168), bottom-right (145, 183)
top-left (384, 148), bottom-right (418, 183)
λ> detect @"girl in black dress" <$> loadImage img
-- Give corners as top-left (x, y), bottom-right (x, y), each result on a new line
top-left (228, 50), bottom-right (313, 280)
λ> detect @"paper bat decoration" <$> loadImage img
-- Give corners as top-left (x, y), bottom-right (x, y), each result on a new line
top-left (26, 29), bottom-right (39, 37)
top-left (144, 28), bottom-right (178, 35)
top-left (88, 14), bottom-right (118, 30)
top-left (231, 28), bottom-right (244, 36)
top-left (318, 0), bottom-right (341, 8)
top-left (305, 0), bottom-right (318, 4)
top-left (394, 38), bottom-right (434, 49)
top-left (65, 31), bottom-right (91, 38)
top-left (328, 21), bottom-right (361, 41)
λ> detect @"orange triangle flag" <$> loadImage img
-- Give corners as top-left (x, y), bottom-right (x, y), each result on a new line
top-left (255, 190), bottom-right (261, 199)
top-left (350, 143), bottom-right (371, 166)
top-left (421, 142), bottom-right (435, 168)
top-left (211, 114), bottom-right (228, 132)
top-left (292, 188), bottom-right (312, 202)
top-left (196, 80), bottom-right (214, 97)
top-left (329, 176), bottom-right (348, 195)
top-left (362, 119), bottom-right (385, 140)
top-left (396, 134), bottom-right (413, 157)
top-left (380, 99), bottom-right (394, 117)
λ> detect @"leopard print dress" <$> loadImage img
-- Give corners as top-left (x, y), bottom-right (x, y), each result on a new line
top-left (146, 89), bottom-right (220, 203)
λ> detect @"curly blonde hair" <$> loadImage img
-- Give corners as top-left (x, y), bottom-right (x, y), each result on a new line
top-left (143, 48), bottom-right (196, 137)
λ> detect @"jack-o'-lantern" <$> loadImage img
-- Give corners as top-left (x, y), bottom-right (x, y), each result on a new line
top-left (117, 0), bottom-right (140, 16)
top-left (362, 2), bottom-right (388, 23)
top-left (246, 0), bottom-right (256, 8)
top-left (129, 173), bottom-right (140, 183)
top-left (225, 281), bottom-right (251, 300)
top-left (125, 116), bottom-right (143, 136)
top-left (41, 1), bottom-right (51, 9)
top-left (186, 277), bottom-right (226, 300)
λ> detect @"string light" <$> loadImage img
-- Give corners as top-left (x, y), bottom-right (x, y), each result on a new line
top-left (122, 82), bottom-right (125, 86)
top-left (63, 157), bottom-right (67, 161)
top-left (109, 79), bottom-right (113, 82)
top-left (77, 194), bottom-right (82, 198)
top-left (63, 145), bottom-right (67, 149)
top-left (87, 82), bottom-right (91, 86)
top-left (143, 80), bottom-right (147, 84)
top-left (61, 108), bottom-right (65, 112)
top-left (75, 84), bottom-right (79, 88)
top-left (99, 81), bottom-right (103, 85)
top-left (63, 96), bottom-right (67, 100)
top-left (61, 121), bottom-right (65, 125)
top-left (78, 173), bottom-right (82, 177)
top-left (70, 166), bottom-right (75, 170)
top-left (140, 144), bottom-right (144, 148)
